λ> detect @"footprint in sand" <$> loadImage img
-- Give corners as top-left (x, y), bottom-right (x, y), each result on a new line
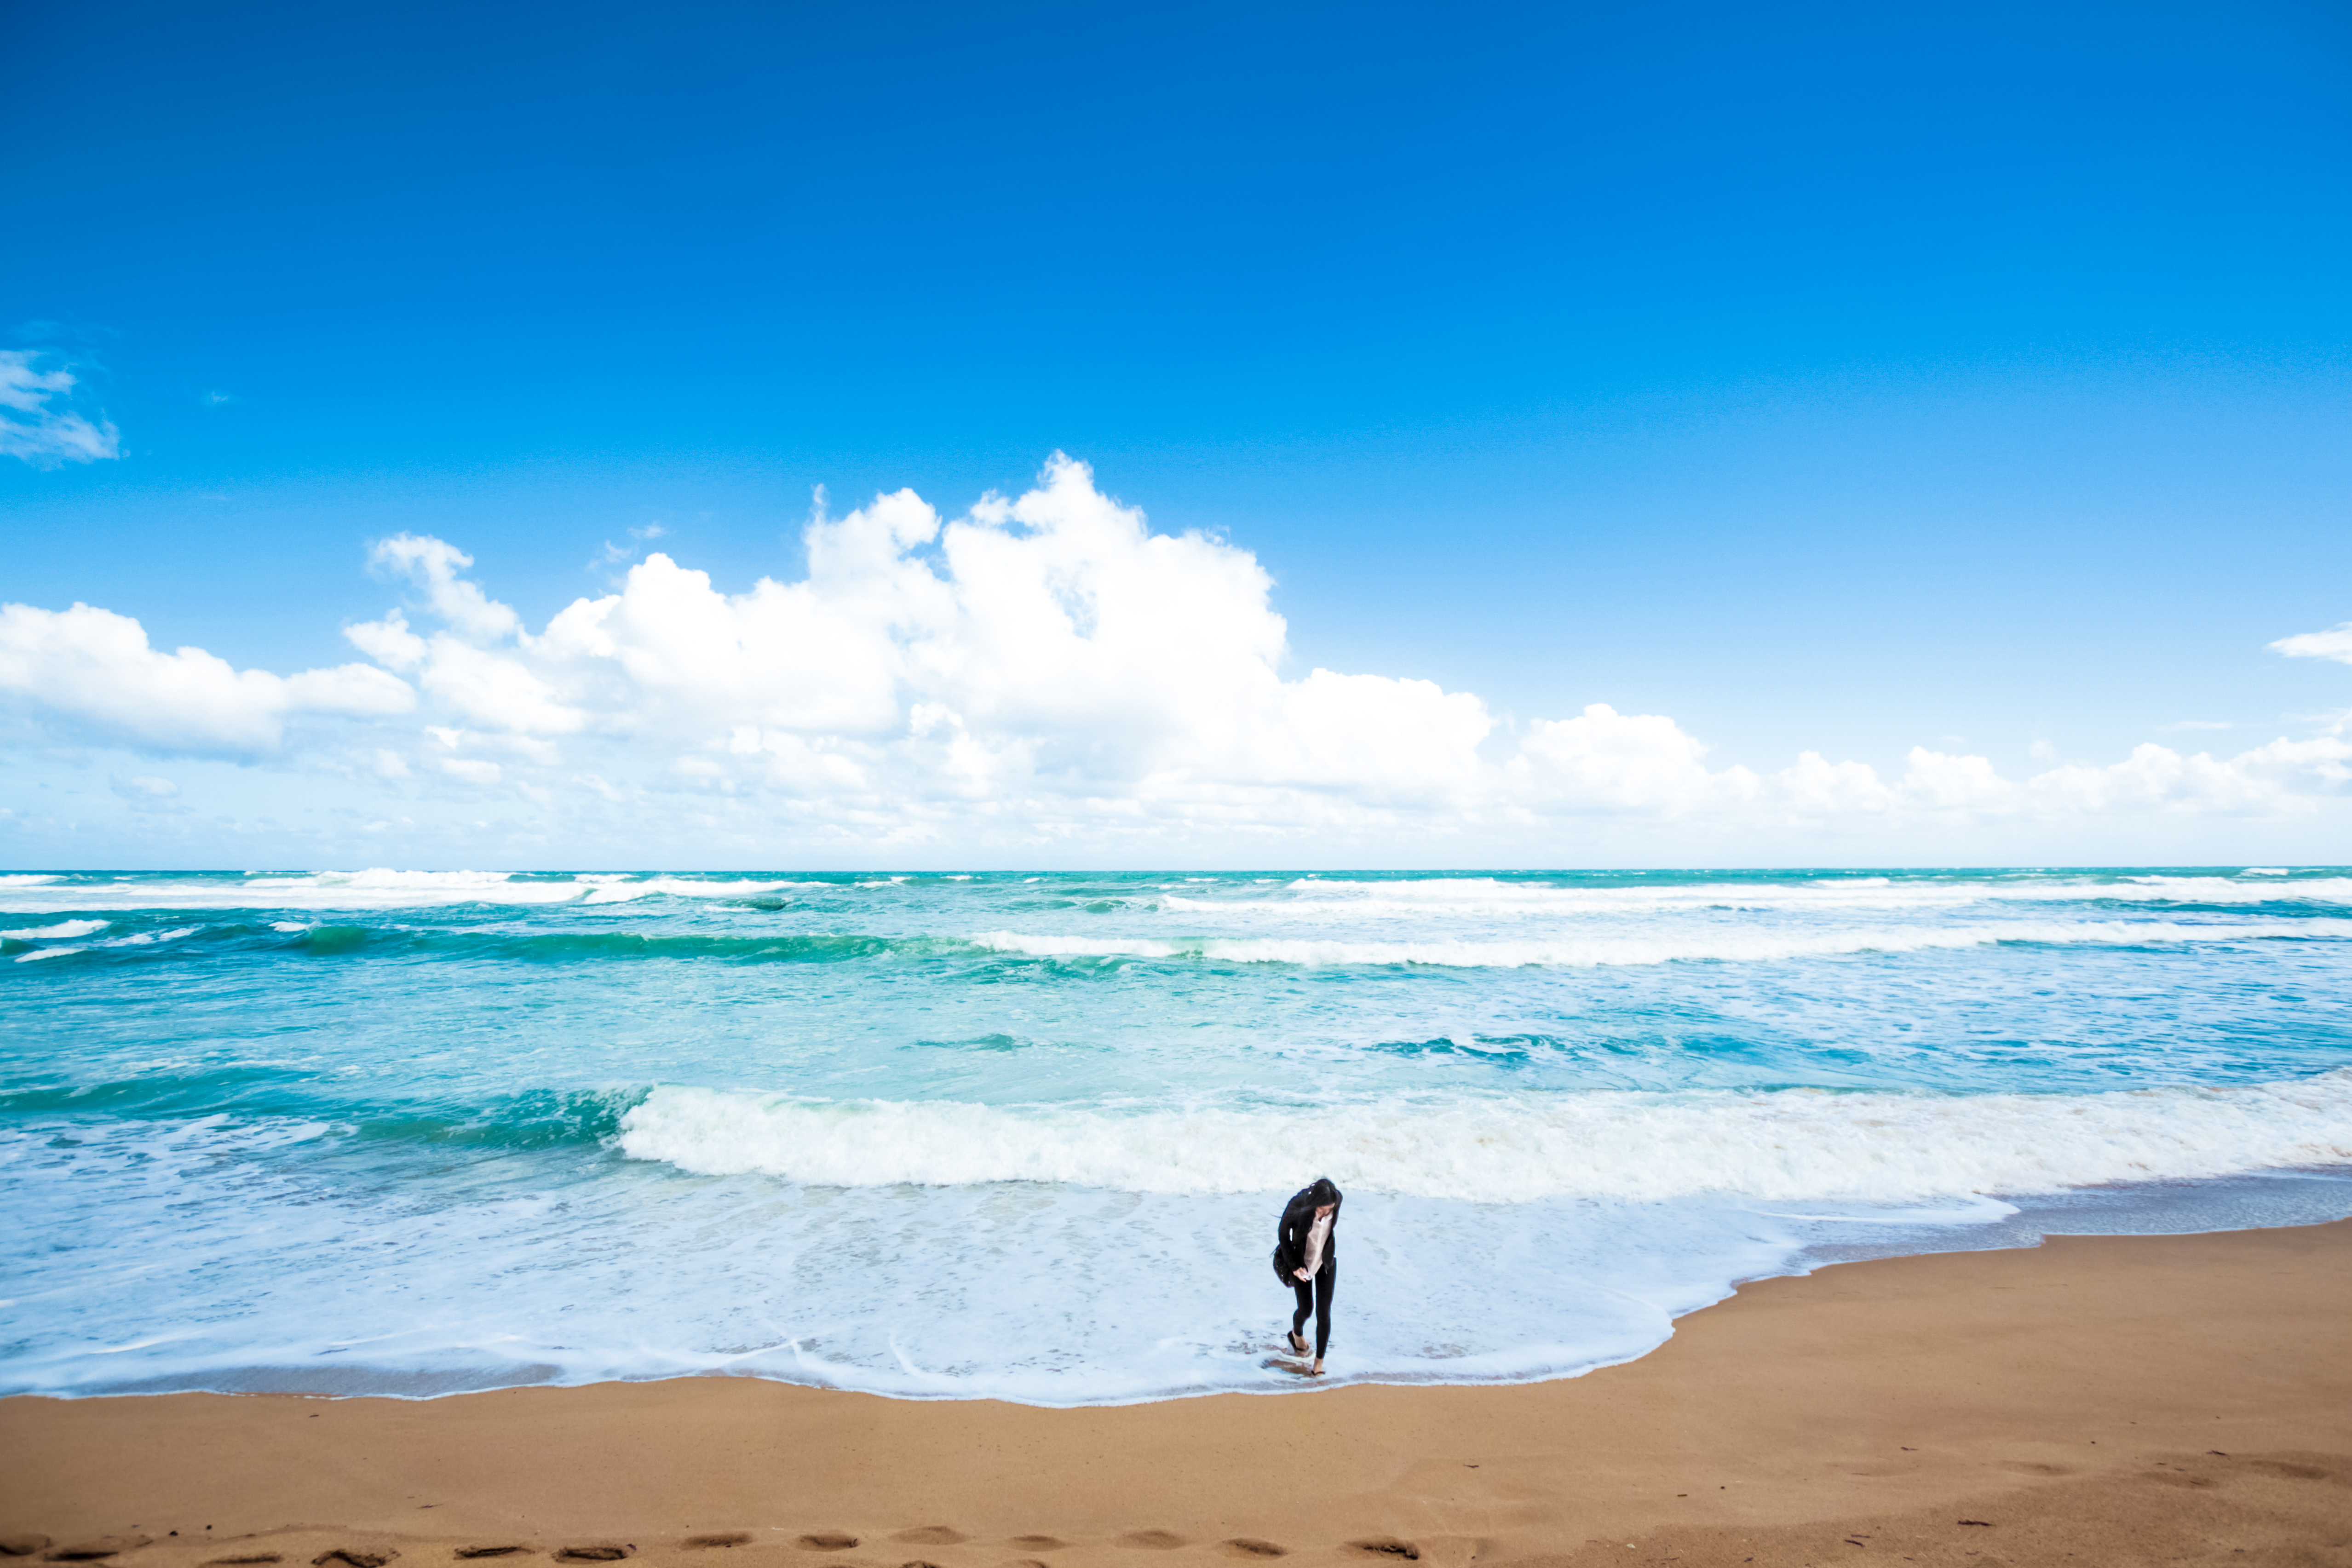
top-left (1258, 1359), bottom-right (1319, 1378)
top-left (204, 1556), bottom-right (281, 1565)
top-left (794, 1538), bottom-right (857, 1554)
top-left (1, 1540), bottom-right (52, 1559)
top-left (553, 1549), bottom-right (632, 1562)
top-left (683, 1539), bottom-right (752, 1551)
top-left (1219, 1545), bottom-right (1285, 1560)
top-left (1347, 1541), bottom-right (1419, 1562)
top-left (50, 1541), bottom-right (153, 1562)
top-left (1006, 1542), bottom-right (1064, 1555)
top-left (312, 1552), bottom-right (397, 1568)
top-left (890, 1531), bottom-right (965, 1549)
top-left (454, 1552), bottom-right (531, 1561)
top-left (1114, 1535), bottom-right (1185, 1552)
top-left (2248, 1460), bottom-right (2333, 1481)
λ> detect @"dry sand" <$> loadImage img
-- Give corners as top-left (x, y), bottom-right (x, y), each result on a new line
top-left (5, 1221), bottom-right (2347, 1568)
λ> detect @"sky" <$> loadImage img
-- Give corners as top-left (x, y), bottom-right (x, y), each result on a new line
top-left (3, 0), bottom-right (2350, 869)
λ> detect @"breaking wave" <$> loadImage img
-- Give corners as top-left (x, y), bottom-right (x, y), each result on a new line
top-left (0, 919), bottom-right (109, 941)
top-left (617, 1071), bottom-right (2352, 1202)
top-left (965, 919), bottom-right (2350, 968)
top-left (1150, 873), bottom-right (2352, 919)
top-left (0, 869), bottom-right (823, 913)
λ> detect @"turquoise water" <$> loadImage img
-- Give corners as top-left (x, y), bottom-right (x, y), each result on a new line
top-left (4, 867), bottom-right (2350, 1402)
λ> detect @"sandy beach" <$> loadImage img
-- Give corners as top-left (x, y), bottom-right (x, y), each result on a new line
top-left (15, 0), bottom-right (2352, 1553)
top-left (6, 1220), bottom-right (2347, 1568)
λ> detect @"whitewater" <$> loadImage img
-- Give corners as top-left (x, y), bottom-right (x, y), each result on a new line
top-left (3, 867), bottom-right (2349, 1404)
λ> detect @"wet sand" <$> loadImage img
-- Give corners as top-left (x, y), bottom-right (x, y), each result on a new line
top-left (5, 1221), bottom-right (2348, 1568)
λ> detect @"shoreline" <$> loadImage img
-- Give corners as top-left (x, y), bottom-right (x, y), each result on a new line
top-left (22, 1166), bottom-right (2352, 1410)
top-left (6, 1220), bottom-right (2348, 1566)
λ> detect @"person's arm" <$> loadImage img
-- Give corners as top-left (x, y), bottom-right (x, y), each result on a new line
top-left (1279, 1203), bottom-right (1311, 1281)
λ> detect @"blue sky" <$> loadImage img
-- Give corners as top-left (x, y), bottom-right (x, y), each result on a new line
top-left (4, 0), bottom-right (2351, 867)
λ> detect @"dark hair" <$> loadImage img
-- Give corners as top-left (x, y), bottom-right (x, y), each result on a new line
top-left (1306, 1177), bottom-right (1340, 1206)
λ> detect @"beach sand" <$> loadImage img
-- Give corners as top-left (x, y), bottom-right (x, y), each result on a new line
top-left (5, 1221), bottom-right (2347, 1568)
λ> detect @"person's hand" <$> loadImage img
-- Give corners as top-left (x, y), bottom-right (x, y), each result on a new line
top-left (1292, 1267), bottom-right (1310, 1281)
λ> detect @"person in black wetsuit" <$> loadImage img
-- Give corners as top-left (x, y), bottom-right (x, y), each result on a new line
top-left (1273, 1177), bottom-right (1341, 1375)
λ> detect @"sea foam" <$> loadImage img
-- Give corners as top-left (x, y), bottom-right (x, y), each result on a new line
top-left (965, 919), bottom-right (2347, 968)
top-left (0, 919), bottom-right (109, 940)
top-left (617, 1072), bottom-right (2352, 1202)
top-left (0, 870), bottom-right (820, 913)
top-left (1197, 874), bottom-right (2352, 917)
top-left (5, 865), bottom-right (2348, 1406)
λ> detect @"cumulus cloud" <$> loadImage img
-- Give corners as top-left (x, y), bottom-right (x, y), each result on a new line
top-left (6, 454), bottom-right (2350, 851)
top-left (366, 534), bottom-right (521, 642)
top-left (1513, 704), bottom-right (1756, 813)
top-left (349, 538), bottom-right (578, 735)
top-left (0, 602), bottom-right (414, 755)
top-left (0, 350), bottom-right (121, 467)
top-left (359, 457), bottom-right (1511, 824)
top-left (315, 454), bottom-right (2352, 839)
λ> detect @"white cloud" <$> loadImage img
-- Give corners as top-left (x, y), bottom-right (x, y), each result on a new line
top-left (0, 602), bottom-right (414, 755)
top-left (349, 542), bottom-right (578, 735)
top-left (1513, 703), bottom-right (1756, 813)
top-left (367, 534), bottom-right (520, 642)
top-left (7, 455), bottom-right (2352, 856)
top-left (410, 638), bottom-right (585, 736)
top-left (1776, 750), bottom-right (1893, 816)
top-left (2223, 735), bottom-right (2352, 792)
top-left (2274, 622), bottom-right (2352, 666)
top-left (1900, 747), bottom-right (2021, 813)
top-left (0, 350), bottom-right (121, 468)
top-left (320, 455), bottom-right (2349, 838)
top-left (344, 610), bottom-right (428, 672)
top-left (2025, 742), bottom-right (2272, 815)
top-left (486, 459), bottom-right (1514, 822)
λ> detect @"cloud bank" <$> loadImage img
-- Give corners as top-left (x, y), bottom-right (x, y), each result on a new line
top-left (0, 603), bottom-right (415, 754)
top-left (4, 455), bottom-right (2349, 861)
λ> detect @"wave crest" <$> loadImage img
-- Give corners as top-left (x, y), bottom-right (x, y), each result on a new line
top-left (616, 1072), bottom-right (2352, 1202)
top-left (965, 919), bottom-right (2348, 968)
top-left (0, 919), bottom-right (109, 940)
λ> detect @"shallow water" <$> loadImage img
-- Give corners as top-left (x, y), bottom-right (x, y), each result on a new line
top-left (3, 867), bottom-right (2349, 1402)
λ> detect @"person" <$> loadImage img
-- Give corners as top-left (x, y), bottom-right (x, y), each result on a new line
top-left (1272, 1177), bottom-right (1341, 1376)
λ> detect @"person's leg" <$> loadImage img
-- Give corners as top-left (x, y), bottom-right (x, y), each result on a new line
top-left (1290, 1280), bottom-right (1314, 1350)
top-left (1312, 1265), bottom-right (1335, 1361)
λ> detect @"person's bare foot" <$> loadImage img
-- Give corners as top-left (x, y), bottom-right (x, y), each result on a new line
top-left (1288, 1332), bottom-right (1309, 1354)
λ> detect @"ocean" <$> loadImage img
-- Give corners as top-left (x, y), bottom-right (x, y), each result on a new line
top-left (4, 867), bottom-right (2350, 1405)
